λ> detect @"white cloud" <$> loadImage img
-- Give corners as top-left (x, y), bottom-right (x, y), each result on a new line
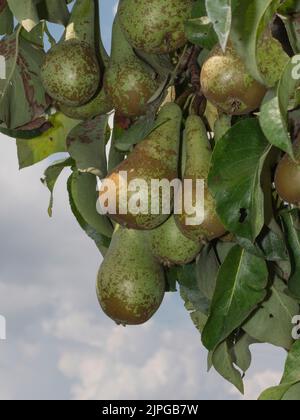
top-left (0, 134), bottom-right (287, 400)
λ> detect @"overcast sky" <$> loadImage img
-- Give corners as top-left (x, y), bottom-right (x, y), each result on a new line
top-left (0, 0), bottom-right (286, 400)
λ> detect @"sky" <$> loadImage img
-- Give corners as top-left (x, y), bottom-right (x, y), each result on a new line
top-left (0, 0), bottom-right (286, 401)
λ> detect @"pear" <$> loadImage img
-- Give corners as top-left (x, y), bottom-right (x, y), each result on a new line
top-left (41, 0), bottom-right (100, 107)
top-left (98, 102), bottom-right (182, 230)
top-left (175, 115), bottom-right (226, 242)
top-left (59, 89), bottom-right (113, 120)
top-left (200, 43), bottom-right (267, 115)
top-left (275, 138), bottom-right (300, 205)
top-left (147, 216), bottom-right (203, 267)
top-left (104, 14), bottom-right (159, 117)
top-left (97, 226), bottom-right (165, 326)
top-left (257, 32), bottom-right (289, 88)
top-left (119, 0), bottom-right (193, 54)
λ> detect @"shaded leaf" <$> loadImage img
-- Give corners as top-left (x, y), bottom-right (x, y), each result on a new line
top-left (67, 115), bottom-right (109, 178)
top-left (67, 171), bottom-right (113, 255)
top-left (0, 1), bottom-right (13, 35)
top-left (259, 59), bottom-right (300, 158)
top-left (0, 27), bottom-right (49, 129)
top-left (281, 209), bottom-right (300, 299)
top-left (205, 0), bottom-right (231, 51)
top-left (41, 157), bottom-right (73, 217)
top-left (202, 245), bottom-right (268, 351)
top-left (212, 340), bottom-right (244, 394)
top-left (230, 0), bottom-right (280, 84)
top-left (243, 278), bottom-right (299, 350)
top-left (7, 0), bottom-right (40, 32)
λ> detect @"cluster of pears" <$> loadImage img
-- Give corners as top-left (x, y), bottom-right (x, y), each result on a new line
top-left (97, 103), bottom-right (226, 326)
top-left (103, 0), bottom-right (193, 118)
top-left (42, 0), bottom-right (194, 121)
top-left (200, 34), bottom-right (288, 115)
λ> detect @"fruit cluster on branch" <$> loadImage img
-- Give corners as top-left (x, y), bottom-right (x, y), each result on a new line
top-left (1, 0), bottom-right (300, 400)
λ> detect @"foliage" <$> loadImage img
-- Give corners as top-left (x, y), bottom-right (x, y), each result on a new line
top-left (1, 0), bottom-right (300, 400)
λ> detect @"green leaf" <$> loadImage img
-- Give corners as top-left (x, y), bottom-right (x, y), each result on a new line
top-left (67, 171), bottom-right (113, 255)
top-left (0, 26), bottom-right (49, 129)
top-left (7, 0), bottom-right (40, 32)
top-left (282, 382), bottom-right (300, 400)
top-left (230, 0), bottom-right (281, 84)
top-left (205, 0), bottom-right (231, 51)
top-left (0, 1), bottom-right (13, 35)
top-left (185, 17), bottom-right (218, 50)
top-left (208, 118), bottom-right (271, 241)
top-left (202, 245), bottom-right (268, 351)
top-left (67, 115), bottom-right (109, 178)
top-left (41, 157), bottom-right (73, 217)
top-left (259, 340), bottom-right (300, 400)
top-left (179, 263), bottom-right (211, 316)
top-left (243, 278), bottom-right (299, 349)
top-left (211, 340), bottom-right (244, 394)
top-left (259, 59), bottom-right (300, 158)
top-left (180, 284), bottom-right (208, 334)
top-left (233, 333), bottom-right (256, 374)
top-left (17, 113), bottom-right (80, 169)
top-left (196, 244), bottom-right (220, 301)
top-left (36, 0), bottom-right (70, 26)
top-left (236, 223), bottom-right (288, 262)
top-left (0, 120), bottom-right (51, 139)
top-left (115, 114), bottom-right (170, 152)
top-left (281, 210), bottom-right (300, 299)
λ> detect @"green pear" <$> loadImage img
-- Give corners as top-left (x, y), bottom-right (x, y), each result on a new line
top-left (147, 216), bottom-right (203, 267)
top-left (99, 102), bottom-right (182, 230)
top-left (275, 137), bottom-right (300, 205)
top-left (103, 13), bottom-right (159, 117)
top-left (200, 43), bottom-right (267, 115)
top-left (119, 0), bottom-right (193, 54)
top-left (175, 115), bottom-right (226, 242)
top-left (41, 0), bottom-right (100, 107)
top-left (59, 89), bottom-right (112, 120)
top-left (97, 226), bottom-right (165, 326)
top-left (257, 33), bottom-right (289, 88)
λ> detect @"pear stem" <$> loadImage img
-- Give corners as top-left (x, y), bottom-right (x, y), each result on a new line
top-left (110, 14), bottom-right (135, 62)
top-left (63, 0), bottom-right (95, 47)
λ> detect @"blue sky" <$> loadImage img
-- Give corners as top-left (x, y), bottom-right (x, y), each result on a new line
top-left (0, 0), bottom-right (286, 400)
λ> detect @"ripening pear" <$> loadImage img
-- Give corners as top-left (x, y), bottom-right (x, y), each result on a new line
top-left (275, 138), bottom-right (300, 205)
top-left (119, 0), bottom-right (193, 54)
top-left (175, 115), bottom-right (226, 242)
top-left (59, 89), bottom-right (113, 120)
top-left (97, 226), bottom-right (165, 326)
top-left (147, 216), bottom-right (203, 267)
top-left (104, 14), bottom-right (159, 117)
top-left (257, 32), bottom-right (289, 88)
top-left (41, 0), bottom-right (100, 107)
top-left (99, 103), bottom-right (182, 230)
top-left (200, 43), bottom-right (267, 115)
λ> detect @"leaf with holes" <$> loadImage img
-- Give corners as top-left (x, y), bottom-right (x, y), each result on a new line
top-left (208, 118), bottom-right (271, 241)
